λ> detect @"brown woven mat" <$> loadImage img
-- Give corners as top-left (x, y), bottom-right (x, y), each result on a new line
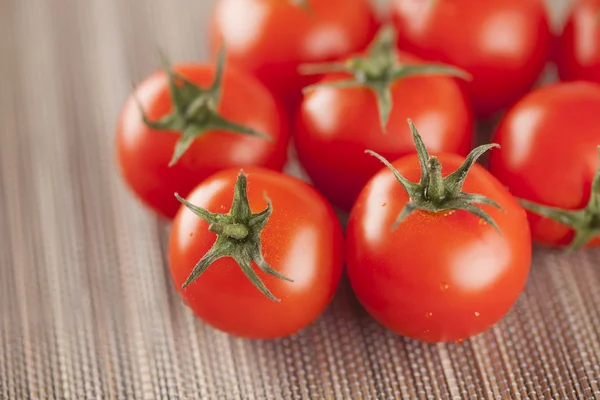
top-left (1, 0), bottom-right (599, 399)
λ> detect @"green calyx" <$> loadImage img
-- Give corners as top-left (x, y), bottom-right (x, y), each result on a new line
top-left (367, 119), bottom-right (503, 233)
top-left (519, 146), bottom-right (600, 251)
top-left (175, 172), bottom-right (292, 301)
top-left (133, 47), bottom-right (272, 167)
top-left (300, 25), bottom-right (471, 132)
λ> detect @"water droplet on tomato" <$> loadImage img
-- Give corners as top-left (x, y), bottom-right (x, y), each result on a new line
top-left (425, 312), bottom-right (433, 319)
top-left (440, 282), bottom-right (449, 292)
top-left (474, 311), bottom-right (480, 317)
top-left (478, 219), bottom-right (487, 225)
top-left (381, 202), bottom-right (387, 207)
top-left (443, 210), bottom-right (455, 217)
top-left (455, 338), bottom-right (464, 344)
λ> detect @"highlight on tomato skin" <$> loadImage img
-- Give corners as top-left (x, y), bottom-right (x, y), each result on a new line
top-left (391, 0), bottom-right (552, 117)
top-left (168, 167), bottom-right (345, 339)
top-left (489, 81), bottom-right (600, 250)
top-left (345, 121), bottom-right (532, 343)
top-left (115, 55), bottom-right (289, 220)
top-left (208, 0), bottom-right (378, 110)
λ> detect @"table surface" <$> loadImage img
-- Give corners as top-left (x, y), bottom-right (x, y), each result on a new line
top-left (1, 0), bottom-right (599, 399)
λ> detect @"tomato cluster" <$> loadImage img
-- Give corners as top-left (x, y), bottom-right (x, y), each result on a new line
top-left (116, 0), bottom-right (600, 343)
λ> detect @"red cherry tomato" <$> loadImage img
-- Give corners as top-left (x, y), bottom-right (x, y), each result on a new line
top-left (169, 167), bottom-right (344, 339)
top-left (489, 81), bottom-right (600, 248)
top-left (346, 124), bottom-right (531, 343)
top-left (556, 0), bottom-right (600, 83)
top-left (391, 0), bottom-right (551, 116)
top-left (295, 52), bottom-right (473, 211)
top-left (209, 0), bottom-right (377, 108)
top-left (116, 63), bottom-right (288, 219)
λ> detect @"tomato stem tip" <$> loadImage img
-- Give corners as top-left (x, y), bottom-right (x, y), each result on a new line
top-left (208, 223), bottom-right (249, 240)
top-left (289, 0), bottom-right (311, 11)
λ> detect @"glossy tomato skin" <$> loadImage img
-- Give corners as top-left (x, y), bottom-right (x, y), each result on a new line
top-left (557, 0), bottom-right (600, 83)
top-left (209, 0), bottom-right (377, 109)
top-left (346, 154), bottom-right (531, 343)
top-left (169, 167), bottom-right (344, 339)
top-left (489, 81), bottom-right (600, 247)
top-left (295, 52), bottom-right (473, 211)
top-left (391, 0), bottom-right (551, 116)
top-left (116, 64), bottom-right (288, 219)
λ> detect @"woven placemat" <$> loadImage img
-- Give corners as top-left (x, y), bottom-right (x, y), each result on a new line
top-left (0, 0), bottom-right (598, 398)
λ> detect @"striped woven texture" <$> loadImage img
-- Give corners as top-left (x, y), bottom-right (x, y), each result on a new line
top-left (1, 0), bottom-right (599, 398)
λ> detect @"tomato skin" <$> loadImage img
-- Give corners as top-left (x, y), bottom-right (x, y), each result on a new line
top-left (116, 64), bottom-right (288, 219)
top-left (557, 0), bottom-right (600, 84)
top-left (489, 81), bottom-right (600, 248)
top-left (295, 52), bottom-right (473, 211)
top-left (346, 154), bottom-right (531, 343)
top-left (169, 167), bottom-right (344, 339)
top-left (391, 0), bottom-right (551, 116)
top-left (209, 0), bottom-right (377, 108)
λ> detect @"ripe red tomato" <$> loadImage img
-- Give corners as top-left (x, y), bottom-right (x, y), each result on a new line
top-left (489, 81), bottom-right (600, 249)
top-left (169, 167), bottom-right (344, 339)
top-left (391, 0), bottom-right (551, 116)
top-left (556, 0), bottom-right (600, 84)
top-left (209, 0), bottom-right (377, 108)
top-left (116, 62), bottom-right (288, 219)
top-left (295, 50), bottom-right (473, 211)
top-left (346, 122), bottom-right (531, 343)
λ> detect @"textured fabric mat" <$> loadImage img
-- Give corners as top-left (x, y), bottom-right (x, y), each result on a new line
top-left (1, 0), bottom-right (599, 399)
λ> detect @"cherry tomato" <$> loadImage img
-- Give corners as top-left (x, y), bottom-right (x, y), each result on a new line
top-left (489, 81), bottom-right (600, 249)
top-left (346, 122), bottom-right (531, 343)
top-left (169, 167), bottom-right (344, 339)
top-left (209, 0), bottom-right (377, 108)
top-left (391, 0), bottom-right (551, 116)
top-left (116, 63), bottom-right (288, 219)
top-left (295, 51), bottom-right (473, 211)
top-left (556, 0), bottom-right (600, 84)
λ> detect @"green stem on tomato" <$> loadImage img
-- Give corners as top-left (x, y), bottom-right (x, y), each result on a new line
top-left (300, 24), bottom-right (471, 132)
top-left (208, 223), bottom-right (249, 240)
top-left (367, 119), bottom-right (503, 234)
top-left (426, 157), bottom-right (446, 203)
top-left (175, 172), bottom-right (293, 301)
top-left (132, 46), bottom-right (272, 167)
top-left (518, 146), bottom-right (600, 251)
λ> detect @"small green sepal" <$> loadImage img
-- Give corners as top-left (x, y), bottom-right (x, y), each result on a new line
top-left (132, 46), bottom-right (272, 167)
top-left (518, 146), bottom-right (600, 251)
top-left (300, 24), bottom-right (471, 132)
top-left (175, 171), bottom-right (292, 301)
top-left (367, 119), bottom-right (503, 234)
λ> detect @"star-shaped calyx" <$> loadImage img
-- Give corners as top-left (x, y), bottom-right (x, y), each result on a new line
top-left (519, 147), bottom-right (600, 251)
top-left (175, 172), bottom-right (292, 301)
top-left (300, 25), bottom-right (471, 131)
top-left (134, 47), bottom-right (272, 167)
top-left (367, 119), bottom-right (503, 233)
